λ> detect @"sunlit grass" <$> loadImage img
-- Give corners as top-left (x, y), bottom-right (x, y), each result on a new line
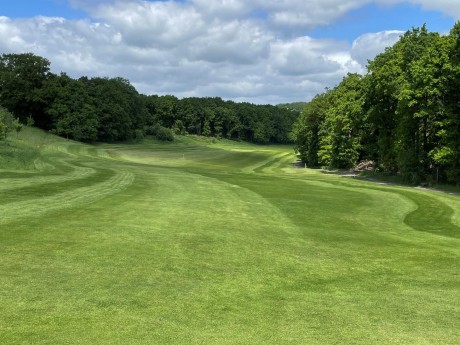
top-left (1, 129), bottom-right (459, 344)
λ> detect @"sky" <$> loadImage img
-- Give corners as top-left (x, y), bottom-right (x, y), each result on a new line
top-left (0, 1), bottom-right (457, 104)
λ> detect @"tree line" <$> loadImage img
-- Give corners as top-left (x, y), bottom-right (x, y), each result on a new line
top-left (293, 23), bottom-right (460, 184)
top-left (0, 53), bottom-right (298, 144)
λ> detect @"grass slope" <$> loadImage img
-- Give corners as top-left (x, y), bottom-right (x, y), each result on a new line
top-left (1, 128), bottom-right (459, 344)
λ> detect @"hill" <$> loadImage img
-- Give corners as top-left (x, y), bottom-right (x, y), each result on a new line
top-left (1, 129), bottom-right (459, 344)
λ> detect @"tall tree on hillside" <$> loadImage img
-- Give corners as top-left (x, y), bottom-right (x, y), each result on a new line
top-left (0, 53), bottom-right (51, 127)
top-left (393, 26), bottom-right (441, 183)
top-left (82, 77), bottom-right (147, 141)
top-left (365, 38), bottom-right (405, 172)
top-left (318, 73), bottom-right (365, 169)
top-left (271, 106), bottom-right (299, 144)
top-left (145, 95), bottom-right (178, 128)
top-left (0, 106), bottom-right (16, 142)
top-left (436, 22), bottom-right (460, 183)
top-left (293, 92), bottom-right (330, 166)
top-left (44, 74), bottom-right (99, 141)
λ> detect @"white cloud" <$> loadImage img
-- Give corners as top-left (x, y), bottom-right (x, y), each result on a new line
top-left (91, 1), bottom-right (205, 48)
top-left (188, 20), bottom-right (272, 64)
top-left (191, 0), bottom-right (252, 19)
top-left (381, 0), bottom-right (460, 19)
top-left (263, 0), bottom-right (365, 29)
top-left (351, 30), bottom-right (404, 67)
top-left (269, 37), bottom-right (346, 76)
top-left (0, 0), bottom-right (456, 104)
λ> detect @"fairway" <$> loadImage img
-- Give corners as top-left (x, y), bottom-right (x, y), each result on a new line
top-left (1, 128), bottom-right (459, 344)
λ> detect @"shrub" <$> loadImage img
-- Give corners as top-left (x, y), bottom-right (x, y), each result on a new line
top-left (155, 126), bottom-right (174, 142)
top-left (133, 129), bottom-right (144, 142)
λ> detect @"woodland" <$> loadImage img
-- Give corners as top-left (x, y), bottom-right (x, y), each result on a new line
top-left (2, 23), bottom-right (460, 185)
top-left (0, 54), bottom-right (297, 145)
top-left (293, 23), bottom-right (460, 184)
top-left (1, 23), bottom-right (460, 345)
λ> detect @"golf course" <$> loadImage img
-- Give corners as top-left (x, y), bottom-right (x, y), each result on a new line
top-left (0, 127), bottom-right (459, 344)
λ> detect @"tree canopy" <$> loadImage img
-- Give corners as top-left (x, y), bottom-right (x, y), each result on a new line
top-left (0, 53), bottom-right (298, 145)
top-left (293, 22), bottom-right (460, 184)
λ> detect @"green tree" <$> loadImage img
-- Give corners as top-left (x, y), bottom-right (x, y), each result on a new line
top-left (44, 74), bottom-right (98, 141)
top-left (436, 22), bottom-right (460, 183)
top-left (293, 92), bottom-right (330, 166)
top-left (82, 77), bottom-right (146, 141)
top-left (0, 53), bottom-right (51, 127)
top-left (318, 73), bottom-right (365, 169)
top-left (13, 118), bottom-right (23, 138)
top-left (0, 107), bottom-right (14, 142)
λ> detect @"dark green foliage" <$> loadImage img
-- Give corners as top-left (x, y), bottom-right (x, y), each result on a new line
top-left (294, 22), bottom-right (460, 185)
top-left (293, 74), bottom-right (365, 169)
top-left (277, 102), bottom-right (308, 112)
top-left (318, 73), bottom-right (365, 169)
top-left (26, 116), bottom-right (35, 127)
top-left (292, 93), bottom-right (330, 166)
top-left (133, 129), bottom-right (144, 142)
top-left (154, 125), bottom-right (174, 141)
top-left (13, 117), bottom-right (23, 138)
top-left (0, 53), bottom-right (51, 127)
top-left (144, 95), bottom-right (298, 144)
top-left (0, 52), bottom-right (298, 146)
top-left (81, 77), bottom-right (147, 142)
top-left (146, 123), bottom-right (174, 141)
top-left (0, 106), bottom-right (14, 142)
top-left (44, 74), bottom-right (98, 141)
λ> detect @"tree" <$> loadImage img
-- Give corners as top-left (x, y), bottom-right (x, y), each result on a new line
top-left (0, 53), bottom-right (51, 127)
top-left (318, 73), bottom-right (365, 169)
top-left (293, 92), bottom-right (330, 166)
top-left (0, 115), bottom-right (6, 142)
top-left (436, 22), bottom-right (460, 183)
top-left (365, 37), bottom-right (405, 172)
top-left (0, 107), bottom-right (14, 142)
top-left (44, 74), bottom-right (98, 141)
top-left (13, 118), bottom-right (23, 138)
top-left (82, 77), bottom-right (146, 141)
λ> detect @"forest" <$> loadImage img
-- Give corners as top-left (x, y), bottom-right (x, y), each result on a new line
top-left (3, 23), bottom-right (460, 185)
top-left (0, 53), bottom-right (298, 145)
top-left (293, 23), bottom-right (460, 184)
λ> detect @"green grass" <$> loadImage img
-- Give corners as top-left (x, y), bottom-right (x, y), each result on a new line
top-left (360, 170), bottom-right (460, 194)
top-left (1, 129), bottom-right (459, 344)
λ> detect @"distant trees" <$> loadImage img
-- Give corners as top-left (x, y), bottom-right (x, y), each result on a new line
top-left (0, 53), bottom-right (298, 145)
top-left (43, 73), bottom-right (98, 141)
top-left (144, 95), bottom-right (298, 144)
top-left (294, 22), bottom-right (460, 184)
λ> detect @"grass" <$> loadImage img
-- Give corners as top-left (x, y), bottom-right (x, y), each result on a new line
top-left (1, 128), bottom-right (459, 344)
top-left (360, 170), bottom-right (460, 194)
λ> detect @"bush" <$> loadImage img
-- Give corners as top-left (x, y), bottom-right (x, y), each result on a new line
top-left (133, 129), bottom-right (144, 142)
top-left (145, 123), bottom-right (161, 136)
top-left (155, 126), bottom-right (174, 142)
top-left (446, 168), bottom-right (460, 185)
top-left (0, 107), bottom-right (14, 142)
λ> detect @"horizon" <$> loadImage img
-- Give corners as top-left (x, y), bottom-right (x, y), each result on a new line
top-left (0, 0), bottom-right (457, 104)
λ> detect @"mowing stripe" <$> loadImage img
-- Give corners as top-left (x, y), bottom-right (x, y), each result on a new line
top-left (0, 170), bottom-right (134, 225)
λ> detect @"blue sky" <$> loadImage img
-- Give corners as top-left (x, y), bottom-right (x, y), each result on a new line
top-left (309, 2), bottom-right (455, 42)
top-left (2, 1), bottom-right (454, 41)
top-left (0, 1), bottom-right (458, 103)
top-left (1, 0), bottom-right (86, 19)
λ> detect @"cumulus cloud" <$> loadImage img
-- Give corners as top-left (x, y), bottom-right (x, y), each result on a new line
top-left (270, 37), bottom-right (346, 76)
top-left (382, 0), bottom-right (460, 19)
top-left (351, 30), bottom-right (404, 67)
top-left (0, 0), bottom-right (456, 103)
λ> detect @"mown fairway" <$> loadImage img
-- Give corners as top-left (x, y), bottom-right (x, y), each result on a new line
top-left (1, 128), bottom-right (459, 344)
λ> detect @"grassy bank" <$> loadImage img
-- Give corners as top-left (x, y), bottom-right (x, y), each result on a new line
top-left (1, 129), bottom-right (459, 344)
